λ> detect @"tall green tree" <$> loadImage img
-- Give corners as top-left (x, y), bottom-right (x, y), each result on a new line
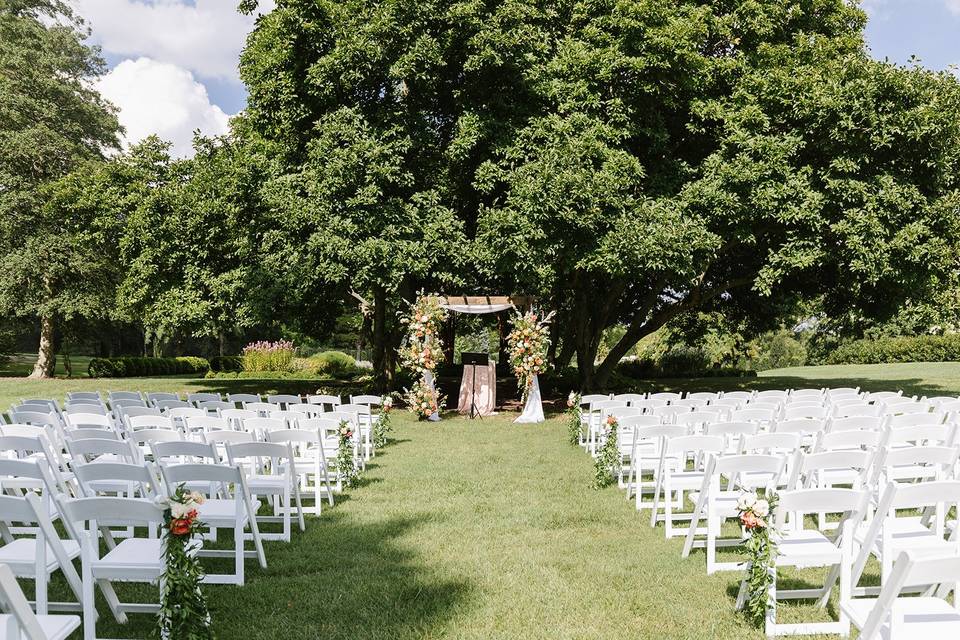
top-left (240, 0), bottom-right (960, 389)
top-left (0, 0), bottom-right (121, 377)
top-left (115, 130), bottom-right (278, 356)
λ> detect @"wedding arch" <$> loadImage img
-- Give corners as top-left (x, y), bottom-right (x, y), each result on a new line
top-left (401, 295), bottom-right (547, 423)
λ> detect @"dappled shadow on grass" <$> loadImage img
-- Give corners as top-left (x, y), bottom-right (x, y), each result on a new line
top-left (78, 511), bottom-right (472, 640)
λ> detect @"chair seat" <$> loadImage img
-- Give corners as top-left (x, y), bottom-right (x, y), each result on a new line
top-left (666, 472), bottom-right (706, 490)
top-left (93, 538), bottom-right (164, 581)
top-left (855, 517), bottom-right (945, 550)
top-left (0, 613), bottom-right (80, 640)
top-left (776, 530), bottom-right (841, 567)
top-left (195, 498), bottom-right (260, 526)
top-left (246, 474), bottom-right (288, 493)
top-left (0, 539), bottom-right (80, 575)
top-left (842, 596), bottom-right (960, 638)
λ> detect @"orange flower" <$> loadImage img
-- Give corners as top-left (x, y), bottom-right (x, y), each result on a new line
top-left (170, 518), bottom-right (192, 536)
top-left (740, 512), bottom-right (759, 530)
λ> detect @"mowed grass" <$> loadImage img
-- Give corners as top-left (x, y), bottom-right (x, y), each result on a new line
top-left (90, 413), bottom-right (768, 640)
top-left (1, 362), bottom-right (954, 638)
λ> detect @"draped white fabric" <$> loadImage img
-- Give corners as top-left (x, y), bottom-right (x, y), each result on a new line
top-left (423, 370), bottom-right (441, 421)
top-left (440, 303), bottom-right (514, 314)
top-left (513, 375), bottom-right (544, 423)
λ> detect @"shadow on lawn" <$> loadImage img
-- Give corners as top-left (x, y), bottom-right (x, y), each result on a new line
top-left (90, 511), bottom-right (471, 640)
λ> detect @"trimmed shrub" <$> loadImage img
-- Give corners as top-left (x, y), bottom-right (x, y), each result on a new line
top-left (750, 330), bottom-right (808, 371)
top-left (616, 348), bottom-right (756, 379)
top-left (87, 356), bottom-right (210, 378)
top-left (210, 356), bottom-right (243, 372)
top-left (827, 334), bottom-right (960, 365)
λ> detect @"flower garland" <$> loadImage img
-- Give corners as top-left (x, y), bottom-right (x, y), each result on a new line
top-left (736, 490), bottom-right (779, 627)
top-left (405, 378), bottom-right (444, 421)
top-left (336, 421), bottom-right (360, 488)
top-left (373, 395), bottom-right (394, 448)
top-left (593, 415), bottom-right (621, 488)
top-left (158, 485), bottom-right (212, 639)
top-left (399, 295), bottom-right (448, 375)
top-left (506, 311), bottom-right (551, 401)
top-left (566, 391), bottom-right (582, 445)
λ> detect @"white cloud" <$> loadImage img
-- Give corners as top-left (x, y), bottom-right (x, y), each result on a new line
top-left (75, 0), bottom-right (273, 82)
top-left (946, 0), bottom-right (960, 15)
top-left (96, 57), bottom-right (230, 158)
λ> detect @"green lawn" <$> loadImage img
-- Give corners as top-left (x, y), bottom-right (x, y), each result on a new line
top-left (2, 362), bottom-right (953, 638)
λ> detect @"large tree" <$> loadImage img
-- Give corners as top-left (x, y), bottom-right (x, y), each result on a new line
top-left (0, 0), bottom-right (121, 377)
top-left (239, 0), bottom-right (960, 388)
top-left (115, 131), bottom-right (279, 356)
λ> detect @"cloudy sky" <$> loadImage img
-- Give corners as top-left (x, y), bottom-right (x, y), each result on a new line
top-left (76, 0), bottom-right (959, 158)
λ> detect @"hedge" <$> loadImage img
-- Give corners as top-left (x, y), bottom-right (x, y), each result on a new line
top-left (88, 356), bottom-right (210, 378)
top-left (827, 334), bottom-right (960, 365)
top-left (210, 355), bottom-right (244, 372)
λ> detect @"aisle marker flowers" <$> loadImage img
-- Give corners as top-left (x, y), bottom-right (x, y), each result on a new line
top-left (374, 395), bottom-right (394, 448)
top-left (506, 311), bottom-right (552, 401)
top-left (336, 420), bottom-right (361, 488)
top-left (157, 485), bottom-right (213, 639)
top-left (566, 391), bottom-right (582, 445)
top-left (593, 415), bottom-right (620, 488)
top-left (736, 490), bottom-right (779, 627)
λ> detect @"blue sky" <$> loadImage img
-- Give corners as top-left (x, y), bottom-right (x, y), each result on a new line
top-left (864, 0), bottom-right (960, 74)
top-left (76, 1), bottom-right (959, 158)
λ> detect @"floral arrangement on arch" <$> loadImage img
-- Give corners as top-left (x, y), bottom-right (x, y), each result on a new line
top-left (736, 490), bottom-right (779, 627)
top-left (566, 391), bottom-right (582, 445)
top-left (399, 295), bottom-right (448, 374)
top-left (336, 421), bottom-right (361, 488)
top-left (157, 485), bottom-right (213, 639)
top-left (506, 311), bottom-right (552, 401)
top-left (593, 415), bottom-right (621, 488)
top-left (405, 378), bottom-right (445, 421)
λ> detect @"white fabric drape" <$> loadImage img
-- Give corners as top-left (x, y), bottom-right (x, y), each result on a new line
top-left (513, 375), bottom-right (544, 424)
top-left (440, 303), bottom-right (514, 314)
top-left (423, 370), bottom-right (441, 421)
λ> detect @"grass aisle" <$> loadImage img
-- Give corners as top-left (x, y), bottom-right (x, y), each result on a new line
top-left (189, 413), bottom-right (762, 640)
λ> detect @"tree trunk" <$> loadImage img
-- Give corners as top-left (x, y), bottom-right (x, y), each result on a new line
top-left (218, 331), bottom-right (226, 357)
top-left (29, 315), bottom-right (56, 379)
top-left (371, 286), bottom-right (389, 392)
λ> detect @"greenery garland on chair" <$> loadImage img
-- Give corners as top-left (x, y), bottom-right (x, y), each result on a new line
top-left (566, 391), bottom-right (582, 445)
top-left (336, 420), bottom-right (361, 487)
top-left (736, 490), bottom-right (779, 627)
top-left (158, 485), bottom-right (213, 639)
top-left (593, 415), bottom-right (620, 488)
top-left (373, 395), bottom-right (394, 448)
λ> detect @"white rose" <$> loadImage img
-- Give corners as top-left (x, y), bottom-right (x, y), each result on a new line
top-left (736, 494), bottom-right (756, 511)
top-left (170, 501), bottom-right (191, 518)
top-left (753, 499), bottom-right (770, 518)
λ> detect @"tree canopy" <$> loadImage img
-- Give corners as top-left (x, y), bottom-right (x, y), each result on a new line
top-left (3, 0), bottom-right (960, 387)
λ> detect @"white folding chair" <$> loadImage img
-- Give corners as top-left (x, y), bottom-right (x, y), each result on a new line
top-left (754, 488), bottom-right (869, 636)
top-left (682, 454), bottom-right (786, 574)
top-left (57, 496), bottom-right (167, 640)
top-left (158, 463), bottom-right (266, 585)
top-left (0, 562), bottom-right (80, 640)
top-left (853, 480), bottom-right (960, 591)
top-left (842, 551), bottom-right (960, 640)
top-left (267, 426), bottom-right (336, 512)
top-left (226, 441), bottom-right (305, 542)
top-left (649, 434), bottom-right (725, 538)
